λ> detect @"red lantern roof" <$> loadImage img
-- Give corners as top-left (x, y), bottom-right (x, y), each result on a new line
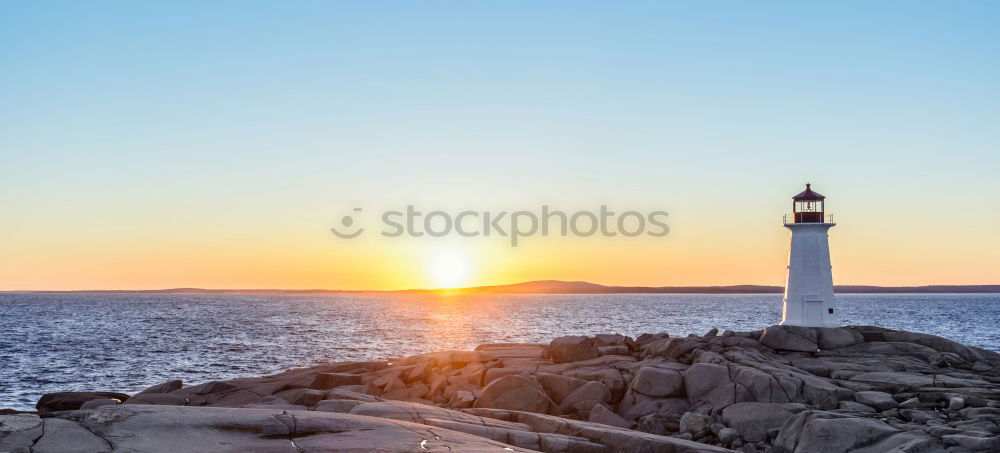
top-left (793, 183), bottom-right (825, 200)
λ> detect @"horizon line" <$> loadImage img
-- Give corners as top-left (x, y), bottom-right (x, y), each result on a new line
top-left (4, 280), bottom-right (1000, 294)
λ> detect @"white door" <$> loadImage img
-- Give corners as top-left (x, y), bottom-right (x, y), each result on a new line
top-left (803, 297), bottom-right (823, 326)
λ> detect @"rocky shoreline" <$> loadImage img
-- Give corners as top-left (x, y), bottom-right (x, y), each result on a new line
top-left (2, 325), bottom-right (999, 452)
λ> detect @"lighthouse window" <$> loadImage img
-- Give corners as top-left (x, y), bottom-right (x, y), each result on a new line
top-left (795, 201), bottom-right (823, 213)
top-left (828, 308), bottom-right (834, 314)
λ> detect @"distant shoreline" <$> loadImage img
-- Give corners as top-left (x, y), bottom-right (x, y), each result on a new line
top-left (5, 280), bottom-right (1000, 294)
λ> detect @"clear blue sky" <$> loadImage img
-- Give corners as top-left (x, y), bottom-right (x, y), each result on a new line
top-left (1, 2), bottom-right (998, 289)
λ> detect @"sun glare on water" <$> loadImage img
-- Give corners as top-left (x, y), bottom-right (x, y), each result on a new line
top-left (427, 248), bottom-right (473, 289)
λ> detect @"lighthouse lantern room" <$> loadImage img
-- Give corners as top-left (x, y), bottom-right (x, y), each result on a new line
top-left (793, 184), bottom-right (825, 223)
top-left (781, 183), bottom-right (837, 327)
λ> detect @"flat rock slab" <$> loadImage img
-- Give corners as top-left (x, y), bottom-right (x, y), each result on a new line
top-left (78, 404), bottom-right (533, 452)
top-left (35, 418), bottom-right (111, 453)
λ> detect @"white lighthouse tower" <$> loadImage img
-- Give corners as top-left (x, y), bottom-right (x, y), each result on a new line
top-left (781, 184), bottom-right (837, 327)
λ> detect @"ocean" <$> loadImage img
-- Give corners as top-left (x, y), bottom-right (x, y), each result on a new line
top-left (1, 293), bottom-right (997, 410)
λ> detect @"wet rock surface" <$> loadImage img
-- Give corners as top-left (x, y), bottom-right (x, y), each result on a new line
top-left (3, 325), bottom-right (998, 452)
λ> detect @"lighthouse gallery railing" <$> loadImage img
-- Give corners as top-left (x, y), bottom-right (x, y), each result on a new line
top-left (783, 214), bottom-right (834, 224)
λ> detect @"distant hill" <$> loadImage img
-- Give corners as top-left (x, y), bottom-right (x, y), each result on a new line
top-left (402, 281), bottom-right (787, 294)
top-left (399, 281), bottom-right (1000, 294)
top-left (14, 280), bottom-right (1000, 294)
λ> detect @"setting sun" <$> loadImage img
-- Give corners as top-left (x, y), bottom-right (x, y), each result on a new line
top-left (427, 248), bottom-right (473, 288)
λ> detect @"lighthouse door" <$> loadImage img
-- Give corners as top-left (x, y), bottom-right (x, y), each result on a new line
top-left (803, 297), bottom-right (823, 326)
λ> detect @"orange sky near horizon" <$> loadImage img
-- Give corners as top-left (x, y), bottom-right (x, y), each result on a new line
top-left (3, 193), bottom-right (998, 291)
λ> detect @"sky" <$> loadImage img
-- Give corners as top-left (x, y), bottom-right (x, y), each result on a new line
top-left (1, 1), bottom-right (999, 290)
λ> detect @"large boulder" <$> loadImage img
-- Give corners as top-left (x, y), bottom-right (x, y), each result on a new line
top-left (473, 375), bottom-right (559, 415)
top-left (816, 328), bottom-right (864, 349)
top-left (730, 365), bottom-right (798, 404)
top-left (629, 366), bottom-right (684, 398)
top-left (684, 363), bottom-right (742, 411)
top-left (36, 392), bottom-right (131, 414)
top-left (536, 372), bottom-right (588, 403)
top-left (548, 336), bottom-right (600, 363)
top-left (760, 325), bottom-right (819, 352)
top-left (557, 381), bottom-right (611, 416)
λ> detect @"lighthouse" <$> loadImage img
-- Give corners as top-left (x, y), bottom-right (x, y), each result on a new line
top-left (781, 184), bottom-right (837, 327)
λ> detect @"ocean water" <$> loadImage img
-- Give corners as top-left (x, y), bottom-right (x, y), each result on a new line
top-left (1, 293), bottom-right (997, 410)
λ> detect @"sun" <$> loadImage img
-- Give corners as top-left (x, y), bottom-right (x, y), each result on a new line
top-left (426, 248), bottom-right (473, 289)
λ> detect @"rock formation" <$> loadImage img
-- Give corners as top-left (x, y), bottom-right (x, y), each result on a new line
top-left (2, 325), bottom-right (998, 452)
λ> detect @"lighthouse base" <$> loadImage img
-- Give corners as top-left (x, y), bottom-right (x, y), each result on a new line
top-left (779, 302), bottom-right (838, 328)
